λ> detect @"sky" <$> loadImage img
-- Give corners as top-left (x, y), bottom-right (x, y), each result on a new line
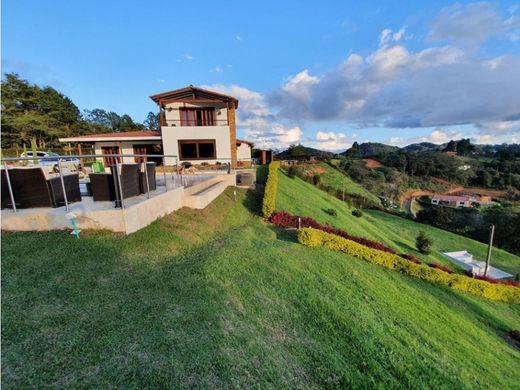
top-left (2, 0), bottom-right (520, 151)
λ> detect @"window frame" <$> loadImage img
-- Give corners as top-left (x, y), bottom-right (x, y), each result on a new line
top-left (179, 107), bottom-right (216, 126)
top-left (178, 139), bottom-right (217, 160)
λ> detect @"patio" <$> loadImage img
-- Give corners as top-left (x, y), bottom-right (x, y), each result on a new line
top-left (1, 155), bottom-right (236, 234)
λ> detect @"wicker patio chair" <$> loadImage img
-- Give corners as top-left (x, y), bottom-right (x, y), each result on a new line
top-left (139, 162), bottom-right (157, 193)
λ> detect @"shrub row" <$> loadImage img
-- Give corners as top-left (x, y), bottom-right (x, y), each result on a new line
top-left (400, 253), bottom-right (422, 265)
top-left (262, 161), bottom-right (281, 219)
top-left (463, 270), bottom-right (520, 288)
top-left (429, 262), bottom-right (454, 274)
top-left (270, 210), bottom-right (397, 254)
top-left (298, 227), bottom-right (520, 304)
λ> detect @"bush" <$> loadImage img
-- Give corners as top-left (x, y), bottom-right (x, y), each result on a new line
top-left (325, 208), bottom-right (337, 216)
top-left (298, 227), bottom-right (520, 304)
top-left (262, 161), bottom-right (281, 219)
top-left (463, 270), bottom-right (520, 288)
top-left (352, 209), bottom-right (363, 218)
top-left (509, 329), bottom-right (520, 342)
top-left (287, 165), bottom-right (299, 178)
top-left (312, 173), bottom-right (321, 186)
top-left (416, 231), bottom-right (433, 254)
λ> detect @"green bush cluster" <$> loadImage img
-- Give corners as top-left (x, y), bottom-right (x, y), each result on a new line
top-left (352, 209), bottom-right (363, 218)
top-left (262, 161), bottom-right (281, 219)
top-left (298, 227), bottom-right (520, 304)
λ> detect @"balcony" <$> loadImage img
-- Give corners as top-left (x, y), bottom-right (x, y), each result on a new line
top-left (160, 119), bottom-right (229, 127)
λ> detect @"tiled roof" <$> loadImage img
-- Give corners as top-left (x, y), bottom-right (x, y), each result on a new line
top-left (71, 131), bottom-right (161, 138)
top-left (236, 139), bottom-right (254, 146)
top-left (432, 194), bottom-right (471, 201)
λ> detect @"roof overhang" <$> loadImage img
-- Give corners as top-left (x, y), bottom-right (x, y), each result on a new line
top-left (150, 85), bottom-right (239, 109)
top-left (59, 135), bottom-right (162, 143)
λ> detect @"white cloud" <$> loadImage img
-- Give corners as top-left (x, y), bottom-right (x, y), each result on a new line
top-left (429, 2), bottom-right (520, 45)
top-left (201, 84), bottom-right (301, 149)
top-left (379, 26), bottom-right (407, 46)
top-left (388, 136), bottom-right (404, 145)
top-left (385, 129), bottom-right (463, 147)
top-left (209, 66), bottom-right (223, 73)
top-left (271, 31), bottom-right (520, 130)
top-left (312, 131), bottom-right (351, 151)
top-left (184, 54), bottom-right (194, 60)
top-left (235, 35), bottom-right (243, 41)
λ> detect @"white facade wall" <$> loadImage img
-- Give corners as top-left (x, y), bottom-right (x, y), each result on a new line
top-left (161, 125), bottom-right (232, 165)
top-left (237, 143), bottom-right (252, 161)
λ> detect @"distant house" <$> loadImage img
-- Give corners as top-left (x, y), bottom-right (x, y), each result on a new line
top-left (60, 86), bottom-right (254, 168)
top-left (431, 194), bottom-right (473, 208)
top-left (431, 193), bottom-right (495, 208)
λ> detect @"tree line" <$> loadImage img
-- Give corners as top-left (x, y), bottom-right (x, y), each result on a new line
top-left (1, 73), bottom-right (159, 149)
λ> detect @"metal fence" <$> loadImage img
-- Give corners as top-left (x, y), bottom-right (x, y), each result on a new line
top-left (1, 153), bottom-right (235, 213)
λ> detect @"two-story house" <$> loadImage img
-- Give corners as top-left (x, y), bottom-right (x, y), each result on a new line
top-left (60, 86), bottom-right (253, 168)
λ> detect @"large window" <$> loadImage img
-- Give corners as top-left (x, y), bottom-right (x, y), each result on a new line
top-left (178, 140), bottom-right (216, 160)
top-left (179, 108), bottom-right (215, 126)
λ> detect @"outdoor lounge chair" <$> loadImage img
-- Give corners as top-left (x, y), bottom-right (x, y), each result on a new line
top-left (89, 164), bottom-right (141, 206)
top-left (89, 173), bottom-right (116, 202)
top-left (114, 163), bottom-right (141, 200)
top-left (139, 162), bottom-right (156, 193)
top-left (1, 167), bottom-right (81, 209)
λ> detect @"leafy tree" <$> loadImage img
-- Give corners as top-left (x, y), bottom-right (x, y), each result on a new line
top-left (1, 73), bottom-right (82, 148)
top-left (456, 138), bottom-right (474, 156)
top-left (345, 141), bottom-right (361, 158)
top-left (144, 112), bottom-right (159, 130)
top-left (443, 140), bottom-right (457, 152)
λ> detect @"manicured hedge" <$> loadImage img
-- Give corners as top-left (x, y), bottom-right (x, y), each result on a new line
top-left (262, 161), bottom-right (281, 219)
top-left (298, 227), bottom-right (520, 304)
top-left (463, 270), bottom-right (520, 288)
top-left (270, 210), bottom-right (397, 254)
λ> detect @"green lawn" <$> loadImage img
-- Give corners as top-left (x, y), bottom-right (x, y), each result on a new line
top-left (303, 162), bottom-right (381, 204)
top-left (276, 171), bottom-right (520, 275)
top-left (2, 184), bottom-right (520, 388)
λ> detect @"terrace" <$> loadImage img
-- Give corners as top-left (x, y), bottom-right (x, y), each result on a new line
top-left (1, 153), bottom-right (241, 234)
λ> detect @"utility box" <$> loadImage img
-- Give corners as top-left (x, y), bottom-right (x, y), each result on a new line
top-left (237, 173), bottom-right (254, 187)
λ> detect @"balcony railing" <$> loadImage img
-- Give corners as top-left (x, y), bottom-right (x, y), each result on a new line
top-left (161, 119), bottom-right (229, 127)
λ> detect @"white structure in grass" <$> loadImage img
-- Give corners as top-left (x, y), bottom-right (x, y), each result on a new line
top-left (442, 251), bottom-right (513, 279)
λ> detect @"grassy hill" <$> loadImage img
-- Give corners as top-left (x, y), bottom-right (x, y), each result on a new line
top-left (2, 178), bottom-right (520, 387)
top-left (309, 162), bottom-right (381, 204)
top-left (276, 171), bottom-right (520, 275)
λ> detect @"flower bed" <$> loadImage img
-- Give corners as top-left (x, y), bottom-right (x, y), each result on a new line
top-left (270, 211), bottom-right (397, 254)
top-left (463, 270), bottom-right (520, 288)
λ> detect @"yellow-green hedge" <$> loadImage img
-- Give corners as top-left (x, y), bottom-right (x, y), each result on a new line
top-left (262, 161), bottom-right (281, 218)
top-left (298, 227), bottom-right (520, 304)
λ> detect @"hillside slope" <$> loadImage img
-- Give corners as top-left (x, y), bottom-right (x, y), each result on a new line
top-left (2, 185), bottom-right (520, 388)
top-left (276, 172), bottom-right (520, 275)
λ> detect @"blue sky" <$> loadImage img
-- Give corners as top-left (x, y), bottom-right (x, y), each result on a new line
top-left (2, 0), bottom-right (520, 150)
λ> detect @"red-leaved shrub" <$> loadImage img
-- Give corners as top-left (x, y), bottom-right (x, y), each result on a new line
top-left (463, 270), bottom-right (520, 288)
top-left (400, 253), bottom-right (422, 265)
top-left (429, 262), bottom-right (454, 274)
top-left (269, 211), bottom-right (397, 254)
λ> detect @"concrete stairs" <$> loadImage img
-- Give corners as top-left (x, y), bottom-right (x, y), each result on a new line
top-left (182, 174), bottom-right (235, 209)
